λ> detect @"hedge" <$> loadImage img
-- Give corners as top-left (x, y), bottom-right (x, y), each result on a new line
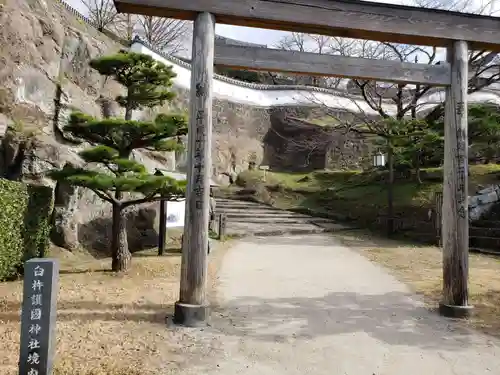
top-left (0, 179), bottom-right (53, 281)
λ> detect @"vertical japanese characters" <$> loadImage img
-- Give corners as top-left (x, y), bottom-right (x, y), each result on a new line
top-left (26, 265), bottom-right (44, 375)
top-left (19, 259), bottom-right (59, 375)
top-left (455, 100), bottom-right (467, 219)
top-left (193, 82), bottom-right (206, 211)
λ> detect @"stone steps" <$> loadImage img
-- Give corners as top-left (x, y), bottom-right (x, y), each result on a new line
top-left (226, 222), bottom-right (347, 237)
top-left (216, 210), bottom-right (313, 219)
top-left (470, 226), bottom-right (500, 237)
top-left (216, 204), bottom-right (279, 211)
top-left (215, 198), bottom-right (350, 237)
top-left (227, 217), bottom-right (333, 224)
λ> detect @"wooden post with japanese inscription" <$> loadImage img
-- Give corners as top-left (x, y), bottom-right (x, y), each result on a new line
top-left (218, 213), bottom-right (227, 240)
top-left (19, 259), bottom-right (59, 375)
top-left (174, 12), bottom-right (215, 327)
top-left (440, 40), bottom-right (472, 318)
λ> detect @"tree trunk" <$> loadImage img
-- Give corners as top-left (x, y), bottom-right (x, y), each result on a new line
top-left (415, 166), bottom-right (422, 184)
top-left (415, 155), bottom-right (422, 185)
top-left (111, 202), bottom-right (131, 272)
top-left (125, 107), bottom-right (133, 121)
top-left (425, 104), bottom-right (445, 123)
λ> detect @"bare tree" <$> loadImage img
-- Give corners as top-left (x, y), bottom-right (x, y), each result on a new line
top-left (82, 0), bottom-right (118, 32)
top-left (112, 13), bottom-right (138, 41)
top-left (273, 0), bottom-right (500, 123)
top-left (275, 32), bottom-right (310, 52)
top-left (410, 0), bottom-right (500, 121)
top-left (137, 16), bottom-right (190, 54)
top-left (411, 0), bottom-right (499, 14)
top-left (274, 32), bottom-right (343, 88)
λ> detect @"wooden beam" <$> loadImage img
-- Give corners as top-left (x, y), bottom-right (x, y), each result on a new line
top-left (114, 0), bottom-right (500, 51)
top-left (440, 40), bottom-right (472, 318)
top-left (214, 45), bottom-right (451, 86)
top-left (174, 12), bottom-right (215, 327)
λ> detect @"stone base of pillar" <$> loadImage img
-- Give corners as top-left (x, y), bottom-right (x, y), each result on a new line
top-left (173, 302), bottom-right (209, 327)
top-left (438, 302), bottom-right (473, 318)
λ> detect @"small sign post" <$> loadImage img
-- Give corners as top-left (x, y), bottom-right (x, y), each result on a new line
top-left (218, 213), bottom-right (227, 240)
top-left (259, 165), bottom-right (270, 180)
top-left (19, 259), bottom-right (59, 375)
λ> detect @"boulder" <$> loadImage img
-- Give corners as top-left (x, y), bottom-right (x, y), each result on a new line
top-left (51, 179), bottom-right (80, 250)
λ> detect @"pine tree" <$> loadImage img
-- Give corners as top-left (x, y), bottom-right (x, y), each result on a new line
top-left (388, 119), bottom-right (443, 183)
top-left (468, 104), bottom-right (500, 164)
top-left (50, 51), bottom-right (187, 272)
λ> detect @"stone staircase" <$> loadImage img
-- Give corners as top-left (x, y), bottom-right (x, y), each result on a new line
top-left (215, 198), bottom-right (349, 237)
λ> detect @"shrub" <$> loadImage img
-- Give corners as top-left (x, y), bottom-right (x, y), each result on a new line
top-left (0, 179), bottom-right (53, 280)
top-left (235, 170), bottom-right (280, 188)
top-left (235, 170), bottom-right (265, 187)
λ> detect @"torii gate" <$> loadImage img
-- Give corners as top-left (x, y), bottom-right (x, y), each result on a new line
top-left (113, 0), bottom-right (500, 327)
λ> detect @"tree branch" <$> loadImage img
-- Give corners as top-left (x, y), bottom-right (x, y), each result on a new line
top-left (122, 193), bottom-right (184, 208)
top-left (91, 189), bottom-right (117, 204)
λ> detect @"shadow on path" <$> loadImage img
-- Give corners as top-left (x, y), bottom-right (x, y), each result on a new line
top-left (0, 300), bottom-right (172, 324)
top-left (212, 291), bottom-right (488, 351)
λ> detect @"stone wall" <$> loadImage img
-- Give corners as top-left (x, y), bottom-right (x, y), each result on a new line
top-left (158, 87), bottom-right (271, 181)
top-left (259, 109), bottom-right (370, 172)
top-left (165, 87), bottom-right (370, 178)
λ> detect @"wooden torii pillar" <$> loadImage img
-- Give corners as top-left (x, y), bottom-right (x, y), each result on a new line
top-left (440, 40), bottom-right (472, 318)
top-left (173, 12), bottom-right (215, 327)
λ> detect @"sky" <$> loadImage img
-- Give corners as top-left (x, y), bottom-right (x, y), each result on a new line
top-left (66, 0), bottom-right (499, 48)
top-left (65, 0), bottom-right (286, 45)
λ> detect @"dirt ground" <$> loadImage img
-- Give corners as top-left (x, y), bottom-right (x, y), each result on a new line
top-left (3, 231), bottom-right (500, 374)
top-left (0, 241), bottom-right (230, 375)
top-left (335, 230), bottom-right (500, 338)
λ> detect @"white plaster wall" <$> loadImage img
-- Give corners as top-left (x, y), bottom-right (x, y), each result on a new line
top-left (130, 43), bottom-right (386, 115)
top-left (130, 42), bottom-right (500, 116)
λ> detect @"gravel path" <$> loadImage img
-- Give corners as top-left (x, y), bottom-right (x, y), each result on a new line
top-left (171, 234), bottom-right (500, 375)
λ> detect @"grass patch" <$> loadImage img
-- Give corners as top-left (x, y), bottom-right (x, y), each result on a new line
top-left (335, 230), bottom-right (500, 338)
top-left (229, 164), bottom-right (500, 215)
top-left (0, 241), bottom-right (225, 375)
top-left (299, 115), bottom-right (341, 127)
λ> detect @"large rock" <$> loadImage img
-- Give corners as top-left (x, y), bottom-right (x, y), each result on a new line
top-left (0, 0), bottom-right (124, 135)
top-left (0, 130), bottom-right (173, 252)
top-left (51, 179), bottom-right (80, 250)
top-left (0, 113), bottom-right (11, 138)
top-left (469, 184), bottom-right (500, 221)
